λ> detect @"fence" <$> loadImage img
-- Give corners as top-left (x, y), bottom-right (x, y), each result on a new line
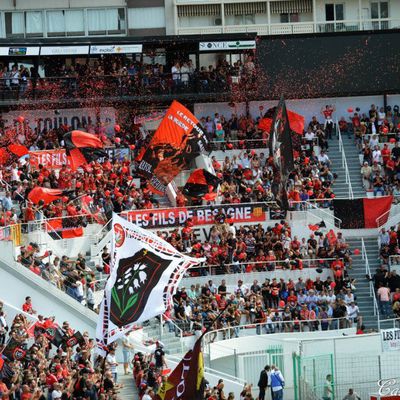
top-left (0, 72), bottom-right (245, 102)
top-left (294, 350), bottom-right (400, 400)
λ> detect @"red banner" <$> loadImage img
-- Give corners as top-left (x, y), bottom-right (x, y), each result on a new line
top-left (29, 149), bottom-right (67, 169)
top-left (123, 203), bottom-right (267, 229)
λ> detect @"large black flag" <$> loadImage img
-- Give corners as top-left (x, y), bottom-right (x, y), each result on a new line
top-left (268, 97), bottom-right (294, 210)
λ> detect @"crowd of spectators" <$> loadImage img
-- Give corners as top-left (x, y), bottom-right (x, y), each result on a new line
top-left (0, 298), bottom-right (125, 400)
top-left (0, 55), bottom-right (256, 100)
top-left (352, 104), bottom-right (400, 197)
top-left (194, 110), bottom-right (336, 209)
top-left (156, 212), bottom-right (352, 276)
top-left (165, 271), bottom-right (360, 340)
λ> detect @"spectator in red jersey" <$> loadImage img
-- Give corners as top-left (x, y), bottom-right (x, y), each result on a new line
top-left (22, 296), bottom-right (36, 315)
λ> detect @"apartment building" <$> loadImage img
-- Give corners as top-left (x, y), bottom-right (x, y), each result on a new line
top-left (0, 0), bottom-right (398, 39)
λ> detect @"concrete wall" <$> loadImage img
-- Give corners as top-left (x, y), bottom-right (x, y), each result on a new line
top-left (0, 240), bottom-right (97, 335)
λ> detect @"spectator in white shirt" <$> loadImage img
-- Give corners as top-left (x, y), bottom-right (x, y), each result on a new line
top-left (318, 151), bottom-right (330, 167)
top-left (326, 289), bottom-right (336, 304)
top-left (346, 301), bottom-right (359, 326)
top-left (106, 348), bottom-right (118, 382)
top-left (239, 151), bottom-right (251, 169)
top-left (304, 128), bottom-right (315, 149)
top-left (372, 145), bottom-right (382, 164)
top-left (171, 62), bottom-right (181, 85)
top-left (344, 289), bottom-right (355, 304)
top-left (378, 228), bottom-right (390, 248)
top-left (369, 134), bottom-right (379, 148)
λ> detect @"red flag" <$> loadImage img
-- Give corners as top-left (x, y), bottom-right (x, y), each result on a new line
top-left (287, 110), bottom-right (305, 135)
top-left (28, 187), bottom-right (65, 205)
top-left (183, 169), bottom-right (220, 198)
top-left (63, 130), bottom-right (106, 170)
top-left (137, 101), bottom-right (210, 195)
top-left (8, 144), bottom-right (29, 158)
top-left (363, 196), bottom-right (393, 228)
top-left (259, 110), bottom-right (304, 135)
top-left (258, 118), bottom-right (272, 132)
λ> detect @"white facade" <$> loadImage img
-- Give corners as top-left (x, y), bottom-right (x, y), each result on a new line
top-left (173, 0), bottom-right (400, 36)
top-left (0, 0), bottom-right (167, 38)
top-left (0, 0), bottom-right (398, 38)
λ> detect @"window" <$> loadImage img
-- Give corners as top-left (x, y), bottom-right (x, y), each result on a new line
top-left (87, 8), bottom-right (126, 35)
top-left (65, 10), bottom-right (85, 36)
top-left (234, 14), bottom-right (256, 25)
top-left (5, 12), bottom-right (24, 38)
top-left (47, 10), bottom-right (65, 36)
top-left (128, 7), bottom-right (166, 29)
top-left (280, 13), bottom-right (299, 23)
top-left (25, 11), bottom-right (43, 37)
top-left (325, 4), bottom-right (344, 21)
top-left (371, 1), bottom-right (388, 18)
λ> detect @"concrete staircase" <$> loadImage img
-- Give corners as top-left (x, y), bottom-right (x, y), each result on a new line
top-left (346, 237), bottom-right (379, 329)
top-left (118, 366), bottom-right (139, 397)
top-left (142, 319), bottom-right (186, 355)
top-left (340, 135), bottom-right (366, 197)
top-left (327, 137), bottom-right (365, 198)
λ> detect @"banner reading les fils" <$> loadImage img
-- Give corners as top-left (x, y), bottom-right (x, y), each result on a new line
top-left (123, 203), bottom-right (267, 229)
top-left (29, 149), bottom-right (67, 169)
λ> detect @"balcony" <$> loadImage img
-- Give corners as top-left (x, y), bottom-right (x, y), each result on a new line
top-left (176, 17), bottom-right (400, 36)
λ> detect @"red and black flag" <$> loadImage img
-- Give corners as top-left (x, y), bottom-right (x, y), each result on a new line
top-left (43, 322), bottom-right (66, 347)
top-left (8, 144), bottom-right (29, 158)
top-left (156, 334), bottom-right (205, 400)
top-left (269, 98), bottom-right (295, 179)
top-left (333, 196), bottom-right (393, 229)
top-left (63, 130), bottom-right (106, 170)
top-left (308, 221), bottom-right (326, 231)
top-left (46, 217), bottom-right (84, 239)
top-left (137, 101), bottom-right (211, 195)
top-left (259, 107), bottom-right (305, 135)
top-left (28, 187), bottom-right (72, 205)
top-left (183, 169), bottom-right (220, 198)
top-left (3, 338), bottom-right (27, 361)
top-left (65, 331), bottom-right (86, 348)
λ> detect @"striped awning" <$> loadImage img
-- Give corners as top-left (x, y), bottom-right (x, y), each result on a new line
top-left (224, 2), bottom-right (267, 16)
top-left (270, 0), bottom-right (313, 14)
top-left (177, 4), bottom-right (221, 17)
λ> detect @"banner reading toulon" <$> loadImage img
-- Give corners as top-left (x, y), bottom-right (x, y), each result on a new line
top-left (96, 214), bottom-right (203, 349)
top-left (137, 100), bottom-right (210, 195)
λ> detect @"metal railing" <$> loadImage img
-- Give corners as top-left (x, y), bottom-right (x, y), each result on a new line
top-left (203, 316), bottom-right (351, 345)
top-left (0, 71), bottom-right (254, 102)
top-left (160, 314), bottom-right (184, 354)
top-left (176, 17), bottom-right (400, 36)
top-left (337, 121), bottom-right (354, 199)
top-left (361, 238), bottom-right (380, 326)
top-left (377, 317), bottom-right (400, 329)
top-left (375, 203), bottom-right (400, 229)
top-left (301, 200), bottom-right (342, 228)
top-left (187, 257), bottom-right (339, 276)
